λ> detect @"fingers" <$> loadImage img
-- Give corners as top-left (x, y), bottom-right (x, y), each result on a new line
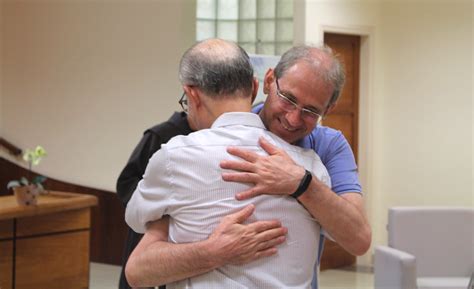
top-left (253, 229), bottom-right (288, 260)
top-left (238, 227), bottom-right (287, 264)
top-left (255, 227), bottom-right (288, 252)
top-left (256, 235), bottom-right (286, 252)
top-left (235, 187), bottom-right (260, 200)
top-left (226, 204), bottom-right (255, 224)
top-left (220, 159), bottom-right (255, 173)
top-left (222, 172), bottom-right (257, 185)
top-left (258, 137), bottom-right (280, 155)
top-left (227, 146), bottom-right (259, 162)
top-left (254, 247), bottom-right (278, 259)
top-left (247, 219), bottom-right (284, 233)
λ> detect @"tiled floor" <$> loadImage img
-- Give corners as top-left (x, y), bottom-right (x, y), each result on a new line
top-left (318, 265), bottom-right (374, 289)
top-left (90, 262), bottom-right (121, 289)
top-left (90, 262), bottom-right (374, 289)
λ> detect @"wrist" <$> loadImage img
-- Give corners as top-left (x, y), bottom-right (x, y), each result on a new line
top-left (297, 175), bottom-right (329, 203)
top-left (199, 238), bottom-right (223, 270)
top-left (290, 169), bottom-right (312, 199)
top-left (288, 166), bottom-right (306, 195)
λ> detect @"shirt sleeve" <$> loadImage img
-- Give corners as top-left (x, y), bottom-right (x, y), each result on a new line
top-left (125, 146), bottom-right (173, 234)
top-left (323, 133), bottom-right (361, 195)
top-left (116, 131), bottom-right (164, 206)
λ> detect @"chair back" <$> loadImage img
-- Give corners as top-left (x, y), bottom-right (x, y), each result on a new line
top-left (388, 207), bottom-right (474, 277)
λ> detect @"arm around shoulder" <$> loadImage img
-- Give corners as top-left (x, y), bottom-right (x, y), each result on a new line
top-left (125, 217), bottom-right (219, 287)
top-left (125, 205), bottom-right (288, 287)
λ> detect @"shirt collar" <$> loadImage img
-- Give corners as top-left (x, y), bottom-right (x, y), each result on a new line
top-left (211, 112), bottom-right (266, 130)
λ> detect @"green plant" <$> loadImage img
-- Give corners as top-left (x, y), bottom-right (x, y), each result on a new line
top-left (7, 145), bottom-right (48, 192)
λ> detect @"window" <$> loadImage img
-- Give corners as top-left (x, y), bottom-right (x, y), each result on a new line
top-left (196, 0), bottom-right (293, 55)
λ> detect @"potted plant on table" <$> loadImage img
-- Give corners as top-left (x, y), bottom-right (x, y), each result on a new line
top-left (7, 145), bottom-right (48, 206)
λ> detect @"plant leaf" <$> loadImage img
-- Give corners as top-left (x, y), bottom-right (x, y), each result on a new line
top-left (20, 177), bottom-right (29, 186)
top-left (23, 149), bottom-right (34, 162)
top-left (32, 157), bottom-right (41, 166)
top-left (36, 183), bottom-right (45, 192)
top-left (35, 146), bottom-right (47, 157)
top-left (33, 175), bottom-right (47, 184)
top-left (7, 180), bottom-right (20, 189)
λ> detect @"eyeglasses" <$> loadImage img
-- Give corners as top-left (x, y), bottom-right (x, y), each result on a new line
top-left (275, 78), bottom-right (323, 123)
top-left (179, 92), bottom-right (188, 113)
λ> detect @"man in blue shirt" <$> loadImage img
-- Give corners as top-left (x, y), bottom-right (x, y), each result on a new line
top-left (118, 42), bottom-right (371, 289)
top-left (219, 47), bottom-right (370, 288)
top-left (222, 45), bottom-right (370, 256)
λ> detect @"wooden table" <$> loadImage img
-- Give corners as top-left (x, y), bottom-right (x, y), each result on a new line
top-left (0, 191), bottom-right (98, 289)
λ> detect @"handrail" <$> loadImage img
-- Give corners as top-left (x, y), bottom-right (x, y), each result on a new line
top-left (0, 137), bottom-right (22, 156)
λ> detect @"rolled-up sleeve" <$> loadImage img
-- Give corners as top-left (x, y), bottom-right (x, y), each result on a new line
top-left (125, 145), bottom-right (173, 234)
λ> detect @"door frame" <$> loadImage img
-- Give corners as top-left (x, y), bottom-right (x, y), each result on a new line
top-left (319, 24), bottom-right (376, 266)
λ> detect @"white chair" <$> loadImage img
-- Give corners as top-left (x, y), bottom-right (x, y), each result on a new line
top-left (374, 207), bottom-right (474, 289)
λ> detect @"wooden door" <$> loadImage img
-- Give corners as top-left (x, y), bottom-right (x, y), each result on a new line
top-left (320, 33), bottom-right (360, 270)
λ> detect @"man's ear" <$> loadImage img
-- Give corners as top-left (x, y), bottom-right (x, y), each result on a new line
top-left (251, 77), bottom-right (259, 104)
top-left (183, 85), bottom-right (201, 109)
top-left (324, 102), bottom-right (337, 116)
top-left (262, 68), bottom-right (274, 95)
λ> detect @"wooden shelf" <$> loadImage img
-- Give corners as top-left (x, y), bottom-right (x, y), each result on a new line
top-left (0, 191), bottom-right (98, 289)
top-left (0, 191), bottom-right (97, 220)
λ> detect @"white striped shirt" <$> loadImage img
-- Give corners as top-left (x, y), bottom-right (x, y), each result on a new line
top-left (126, 112), bottom-right (331, 289)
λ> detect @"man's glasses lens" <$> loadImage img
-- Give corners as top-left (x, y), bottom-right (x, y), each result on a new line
top-left (275, 79), bottom-right (322, 123)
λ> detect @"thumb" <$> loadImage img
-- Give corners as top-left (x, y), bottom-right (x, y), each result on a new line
top-left (229, 204), bottom-right (255, 224)
top-left (259, 136), bottom-right (280, 155)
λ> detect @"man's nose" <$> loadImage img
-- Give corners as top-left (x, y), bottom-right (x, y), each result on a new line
top-left (285, 109), bottom-right (304, 127)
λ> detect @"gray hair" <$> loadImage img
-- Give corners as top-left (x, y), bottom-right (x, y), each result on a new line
top-left (178, 39), bottom-right (254, 99)
top-left (274, 45), bottom-right (346, 106)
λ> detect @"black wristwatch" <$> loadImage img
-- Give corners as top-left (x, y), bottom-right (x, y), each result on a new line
top-left (290, 170), bottom-right (312, 198)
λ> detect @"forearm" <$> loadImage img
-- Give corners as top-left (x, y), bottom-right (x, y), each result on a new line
top-left (126, 206), bottom-right (286, 287)
top-left (126, 239), bottom-right (218, 287)
top-left (297, 178), bottom-right (371, 256)
top-left (220, 137), bottom-right (371, 255)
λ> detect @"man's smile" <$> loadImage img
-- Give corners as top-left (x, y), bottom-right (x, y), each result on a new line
top-left (279, 117), bottom-right (298, 132)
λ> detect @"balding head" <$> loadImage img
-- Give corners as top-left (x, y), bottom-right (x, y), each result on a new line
top-left (179, 38), bottom-right (254, 99)
top-left (274, 45), bottom-right (345, 106)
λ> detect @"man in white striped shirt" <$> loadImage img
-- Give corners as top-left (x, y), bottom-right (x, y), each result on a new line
top-left (125, 38), bottom-right (331, 288)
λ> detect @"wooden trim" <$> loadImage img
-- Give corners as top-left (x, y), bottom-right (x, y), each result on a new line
top-left (0, 192), bottom-right (97, 221)
top-left (15, 228), bottom-right (90, 240)
top-left (0, 138), bottom-right (22, 157)
top-left (0, 157), bottom-right (128, 265)
top-left (321, 32), bottom-right (361, 270)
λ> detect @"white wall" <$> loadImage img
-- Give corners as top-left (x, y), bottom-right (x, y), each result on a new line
top-left (1, 0), bottom-right (196, 191)
top-left (374, 0), bottom-right (472, 243)
top-left (305, 0), bottom-right (473, 263)
top-left (471, 1), bottom-right (474, 206)
top-left (304, 0), bottom-right (381, 43)
top-left (1, 0), bottom-right (472, 265)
